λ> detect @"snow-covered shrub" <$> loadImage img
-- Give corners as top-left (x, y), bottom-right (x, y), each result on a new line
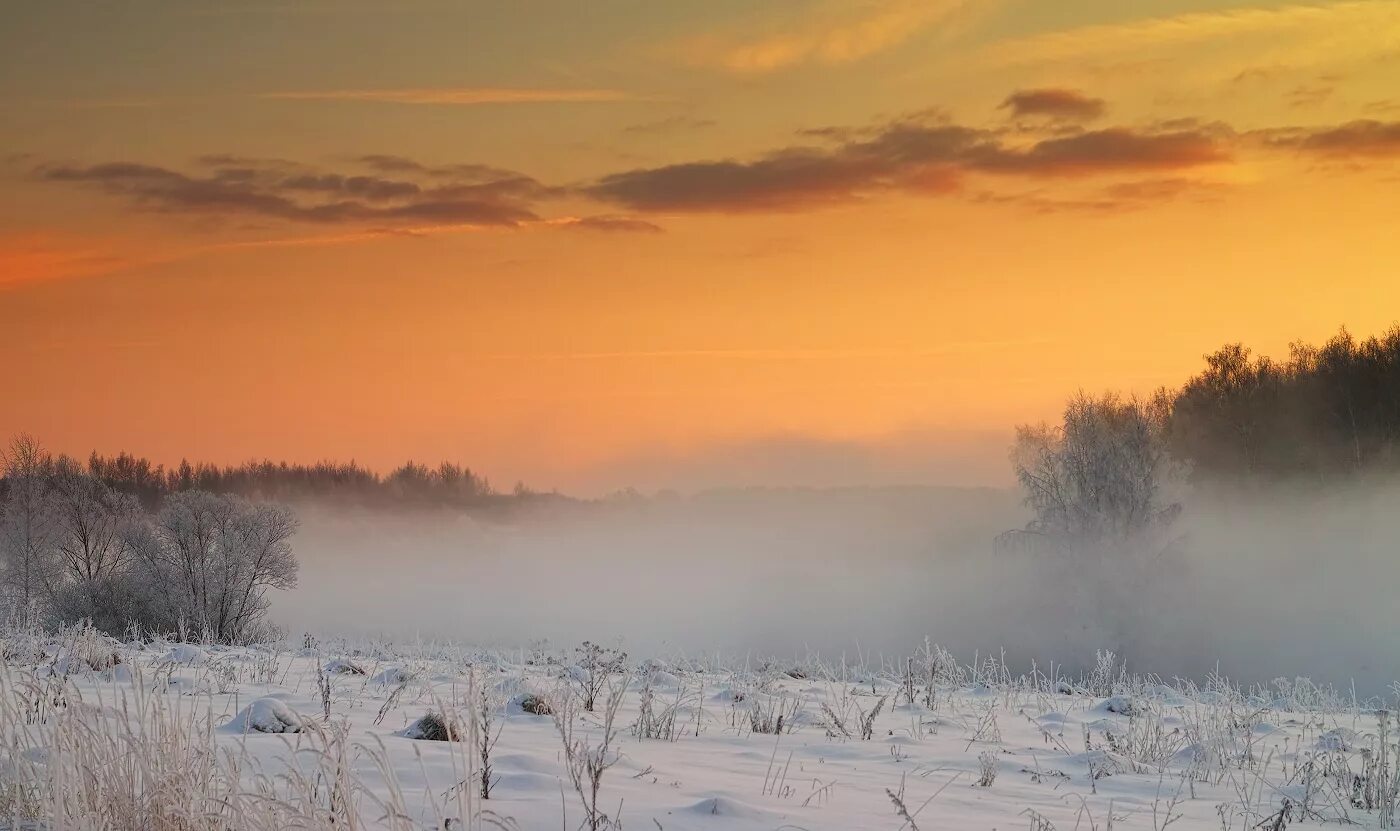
top-left (977, 750), bottom-right (999, 787)
top-left (324, 657), bottom-right (366, 675)
top-left (404, 711), bottom-right (464, 741)
top-left (516, 693), bottom-right (553, 716)
top-left (226, 697), bottom-right (303, 734)
top-left (568, 640), bottom-right (627, 712)
top-left (161, 643), bottom-right (208, 665)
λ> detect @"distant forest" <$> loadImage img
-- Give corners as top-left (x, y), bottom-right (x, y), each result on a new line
top-left (1167, 326), bottom-right (1400, 481)
top-left (9, 454), bottom-right (566, 511)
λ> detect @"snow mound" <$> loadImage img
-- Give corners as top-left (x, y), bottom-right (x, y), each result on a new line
top-left (162, 644), bottom-right (208, 665)
top-left (371, 667), bottom-right (414, 686)
top-left (103, 663), bottom-right (133, 682)
top-left (225, 697), bottom-right (303, 734)
top-left (681, 795), bottom-right (772, 820)
top-left (1098, 695), bottom-right (1141, 716)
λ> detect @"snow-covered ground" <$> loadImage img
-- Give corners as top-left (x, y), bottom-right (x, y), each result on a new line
top-left (2, 627), bottom-right (1395, 830)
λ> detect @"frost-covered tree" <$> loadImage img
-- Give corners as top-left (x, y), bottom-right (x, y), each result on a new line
top-left (0, 434), bottom-right (59, 608)
top-left (137, 491), bottom-right (298, 643)
top-left (1005, 393), bottom-right (1184, 657)
top-left (1007, 391), bottom-right (1179, 555)
top-left (47, 456), bottom-right (141, 586)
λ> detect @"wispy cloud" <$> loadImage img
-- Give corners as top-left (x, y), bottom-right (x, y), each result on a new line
top-left (544, 215), bottom-right (665, 233)
top-left (0, 232), bottom-right (146, 289)
top-left (36, 158), bottom-right (549, 228)
top-left (258, 87), bottom-right (636, 105)
top-left (28, 152), bottom-right (664, 264)
top-left (675, 0), bottom-right (986, 74)
top-left (981, 1), bottom-right (1400, 68)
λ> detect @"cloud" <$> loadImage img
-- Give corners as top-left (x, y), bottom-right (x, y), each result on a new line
top-left (971, 128), bottom-right (1231, 176)
top-left (33, 97), bottom-right (1390, 233)
top-left (676, 0), bottom-right (983, 74)
top-left (1268, 119), bottom-right (1400, 158)
top-left (33, 154), bottom-right (580, 230)
top-left (584, 112), bottom-right (1231, 213)
top-left (277, 173), bottom-right (423, 202)
top-left (982, 1), bottom-right (1400, 68)
top-left (1000, 88), bottom-right (1106, 121)
top-left (259, 87), bottom-right (635, 105)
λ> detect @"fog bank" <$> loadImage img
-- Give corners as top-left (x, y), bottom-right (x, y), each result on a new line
top-left (277, 482), bottom-right (1400, 694)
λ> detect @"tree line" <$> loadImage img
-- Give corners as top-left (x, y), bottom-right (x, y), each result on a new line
top-left (1168, 327), bottom-right (1400, 481)
top-left (1009, 324), bottom-right (1400, 554)
top-left (75, 452), bottom-right (544, 510)
top-left (1, 436), bottom-right (298, 643)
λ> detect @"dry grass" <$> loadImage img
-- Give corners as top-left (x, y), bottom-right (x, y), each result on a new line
top-left (0, 661), bottom-right (488, 831)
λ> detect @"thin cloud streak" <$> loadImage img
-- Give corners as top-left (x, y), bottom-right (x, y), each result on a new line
top-left (980, 1), bottom-right (1400, 67)
top-left (258, 87), bottom-right (638, 105)
top-left (676, 0), bottom-right (987, 74)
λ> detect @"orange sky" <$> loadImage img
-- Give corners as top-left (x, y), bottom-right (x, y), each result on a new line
top-left (2, 1), bottom-right (1399, 493)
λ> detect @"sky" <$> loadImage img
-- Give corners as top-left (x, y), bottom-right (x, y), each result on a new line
top-left (2, 0), bottom-right (1398, 494)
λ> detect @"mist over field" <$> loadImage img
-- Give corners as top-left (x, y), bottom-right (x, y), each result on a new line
top-left (280, 478), bottom-right (1400, 694)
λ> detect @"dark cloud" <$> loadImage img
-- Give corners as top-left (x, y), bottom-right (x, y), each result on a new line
top-left (36, 157), bottom-right (563, 230)
top-left (355, 154), bottom-right (429, 173)
top-left (278, 173), bottom-right (423, 201)
top-left (36, 99), bottom-right (1395, 227)
top-left (586, 152), bottom-right (909, 212)
top-left (1285, 119), bottom-right (1400, 157)
top-left (585, 114), bottom-right (1229, 212)
top-left (970, 128), bottom-right (1231, 176)
top-left (1000, 88), bottom-right (1106, 121)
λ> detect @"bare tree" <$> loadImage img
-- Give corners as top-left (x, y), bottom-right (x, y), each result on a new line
top-left (47, 456), bottom-right (140, 586)
top-left (0, 434), bottom-right (58, 608)
top-left (141, 491), bottom-right (298, 642)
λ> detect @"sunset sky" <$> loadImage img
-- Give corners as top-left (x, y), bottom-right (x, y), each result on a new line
top-left (2, 0), bottom-right (1398, 493)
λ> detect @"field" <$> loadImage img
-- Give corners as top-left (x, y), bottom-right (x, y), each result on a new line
top-left (2, 624), bottom-right (1395, 830)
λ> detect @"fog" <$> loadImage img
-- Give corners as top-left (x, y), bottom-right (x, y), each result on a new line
top-left (277, 481), bottom-right (1400, 695)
